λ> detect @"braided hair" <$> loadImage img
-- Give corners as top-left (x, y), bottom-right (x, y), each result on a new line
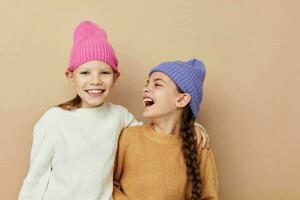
top-left (179, 91), bottom-right (202, 199)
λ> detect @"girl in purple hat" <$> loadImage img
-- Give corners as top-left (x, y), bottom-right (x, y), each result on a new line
top-left (113, 59), bottom-right (218, 200)
top-left (18, 21), bottom-right (209, 200)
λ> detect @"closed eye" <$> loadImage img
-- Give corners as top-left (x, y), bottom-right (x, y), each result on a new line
top-left (79, 71), bottom-right (89, 75)
top-left (101, 71), bottom-right (112, 75)
top-left (154, 80), bottom-right (164, 87)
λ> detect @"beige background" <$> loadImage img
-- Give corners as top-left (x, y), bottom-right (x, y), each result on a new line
top-left (0, 0), bottom-right (299, 199)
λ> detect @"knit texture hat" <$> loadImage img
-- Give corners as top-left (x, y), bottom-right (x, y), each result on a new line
top-left (67, 21), bottom-right (118, 72)
top-left (149, 59), bottom-right (206, 117)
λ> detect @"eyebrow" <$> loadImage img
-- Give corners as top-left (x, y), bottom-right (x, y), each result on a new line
top-left (153, 78), bottom-right (166, 83)
top-left (78, 67), bottom-right (90, 71)
top-left (146, 78), bottom-right (167, 84)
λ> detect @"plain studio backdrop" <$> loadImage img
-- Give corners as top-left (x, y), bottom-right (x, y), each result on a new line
top-left (0, 0), bottom-right (299, 199)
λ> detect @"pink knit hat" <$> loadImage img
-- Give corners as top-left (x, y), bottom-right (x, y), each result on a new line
top-left (67, 21), bottom-right (119, 72)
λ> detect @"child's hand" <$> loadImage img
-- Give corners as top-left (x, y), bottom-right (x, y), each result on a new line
top-left (194, 123), bottom-right (210, 149)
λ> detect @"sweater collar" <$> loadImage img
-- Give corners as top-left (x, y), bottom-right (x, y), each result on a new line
top-left (144, 124), bottom-right (181, 145)
top-left (70, 103), bottom-right (109, 116)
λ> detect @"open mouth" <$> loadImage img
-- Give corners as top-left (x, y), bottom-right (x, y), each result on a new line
top-left (85, 89), bottom-right (106, 96)
top-left (143, 97), bottom-right (156, 107)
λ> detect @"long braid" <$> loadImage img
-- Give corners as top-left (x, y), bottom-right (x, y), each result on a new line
top-left (180, 106), bottom-right (202, 200)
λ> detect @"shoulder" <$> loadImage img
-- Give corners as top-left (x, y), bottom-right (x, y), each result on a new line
top-left (122, 125), bottom-right (145, 135)
top-left (105, 103), bottom-right (136, 121)
top-left (120, 125), bottom-right (145, 139)
top-left (118, 125), bottom-right (145, 146)
top-left (34, 107), bottom-right (66, 130)
top-left (197, 147), bottom-right (216, 165)
top-left (43, 106), bottom-right (66, 117)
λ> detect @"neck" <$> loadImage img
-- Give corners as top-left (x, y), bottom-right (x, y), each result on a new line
top-left (151, 112), bottom-right (181, 135)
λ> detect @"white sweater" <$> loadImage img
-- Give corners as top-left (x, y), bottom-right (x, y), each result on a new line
top-left (18, 103), bottom-right (142, 200)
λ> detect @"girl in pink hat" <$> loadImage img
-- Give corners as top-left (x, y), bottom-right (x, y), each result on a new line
top-left (18, 21), bottom-right (209, 200)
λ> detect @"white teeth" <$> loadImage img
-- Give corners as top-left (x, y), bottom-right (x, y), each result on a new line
top-left (143, 98), bottom-right (153, 102)
top-left (143, 97), bottom-right (155, 107)
top-left (90, 90), bottom-right (100, 94)
top-left (87, 89), bottom-right (104, 94)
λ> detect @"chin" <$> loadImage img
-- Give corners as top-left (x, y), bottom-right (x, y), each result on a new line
top-left (82, 99), bottom-right (104, 108)
top-left (142, 110), bottom-right (152, 118)
top-left (91, 99), bottom-right (105, 105)
top-left (142, 110), bottom-right (161, 119)
top-left (84, 95), bottom-right (105, 105)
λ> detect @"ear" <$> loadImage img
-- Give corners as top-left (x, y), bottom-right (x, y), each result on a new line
top-left (175, 93), bottom-right (192, 108)
top-left (65, 71), bottom-right (75, 85)
top-left (113, 72), bottom-right (120, 82)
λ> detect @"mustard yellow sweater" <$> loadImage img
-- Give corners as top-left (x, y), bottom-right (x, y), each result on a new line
top-left (113, 125), bottom-right (218, 200)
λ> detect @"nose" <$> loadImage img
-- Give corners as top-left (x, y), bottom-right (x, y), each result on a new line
top-left (143, 85), bottom-right (150, 93)
top-left (91, 74), bottom-right (103, 85)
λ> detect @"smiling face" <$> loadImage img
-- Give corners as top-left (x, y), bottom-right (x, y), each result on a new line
top-left (66, 60), bottom-right (119, 108)
top-left (142, 71), bottom-right (191, 120)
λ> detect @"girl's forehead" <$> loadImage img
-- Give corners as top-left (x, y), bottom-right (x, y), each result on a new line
top-left (148, 71), bottom-right (178, 88)
top-left (78, 60), bottom-right (112, 70)
top-left (149, 71), bottom-right (170, 81)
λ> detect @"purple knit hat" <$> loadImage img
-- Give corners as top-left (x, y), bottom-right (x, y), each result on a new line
top-left (67, 21), bottom-right (119, 72)
top-left (149, 59), bottom-right (206, 117)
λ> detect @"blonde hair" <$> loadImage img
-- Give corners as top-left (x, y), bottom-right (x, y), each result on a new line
top-left (57, 95), bottom-right (82, 110)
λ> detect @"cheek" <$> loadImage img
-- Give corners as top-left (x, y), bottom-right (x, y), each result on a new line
top-left (156, 90), bottom-right (177, 106)
top-left (74, 77), bottom-right (86, 88)
top-left (103, 77), bottom-right (115, 88)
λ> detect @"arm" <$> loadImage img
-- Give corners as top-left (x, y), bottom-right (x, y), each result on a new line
top-left (123, 107), bottom-right (143, 127)
top-left (113, 130), bottom-right (130, 200)
top-left (198, 149), bottom-right (219, 200)
top-left (18, 112), bottom-right (56, 200)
